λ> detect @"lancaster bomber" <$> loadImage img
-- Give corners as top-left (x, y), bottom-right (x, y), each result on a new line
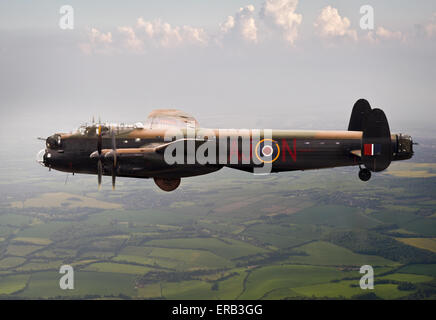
top-left (37, 99), bottom-right (414, 192)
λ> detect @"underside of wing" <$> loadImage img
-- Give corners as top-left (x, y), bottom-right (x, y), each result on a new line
top-left (144, 109), bottom-right (199, 129)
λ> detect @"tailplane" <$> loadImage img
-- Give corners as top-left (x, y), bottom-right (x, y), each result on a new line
top-left (348, 99), bottom-right (393, 179)
top-left (361, 108), bottom-right (392, 172)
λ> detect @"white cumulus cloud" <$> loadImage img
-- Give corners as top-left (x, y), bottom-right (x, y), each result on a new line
top-left (220, 16), bottom-right (235, 34)
top-left (314, 6), bottom-right (357, 41)
top-left (118, 26), bottom-right (144, 52)
top-left (261, 0), bottom-right (302, 45)
top-left (425, 12), bottom-right (436, 37)
top-left (136, 18), bottom-right (208, 48)
top-left (364, 26), bottom-right (405, 44)
top-left (219, 5), bottom-right (258, 43)
top-left (79, 28), bottom-right (113, 54)
top-left (376, 27), bottom-right (403, 40)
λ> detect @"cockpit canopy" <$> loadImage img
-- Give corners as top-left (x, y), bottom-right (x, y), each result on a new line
top-left (144, 109), bottom-right (199, 129)
top-left (73, 122), bottom-right (145, 136)
top-left (70, 109), bottom-right (198, 137)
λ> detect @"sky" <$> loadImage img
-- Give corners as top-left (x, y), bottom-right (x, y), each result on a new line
top-left (0, 0), bottom-right (435, 162)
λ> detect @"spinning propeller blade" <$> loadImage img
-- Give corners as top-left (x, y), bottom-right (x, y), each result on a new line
top-left (97, 125), bottom-right (102, 189)
top-left (111, 131), bottom-right (117, 190)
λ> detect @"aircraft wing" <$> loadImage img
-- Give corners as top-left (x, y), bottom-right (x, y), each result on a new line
top-left (91, 148), bottom-right (155, 160)
top-left (154, 138), bottom-right (206, 153)
top-left (95, 138), bottom-right (207, 158)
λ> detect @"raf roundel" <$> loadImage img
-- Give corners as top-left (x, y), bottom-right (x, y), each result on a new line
top-left (255, 139), bottom-right (280, 163)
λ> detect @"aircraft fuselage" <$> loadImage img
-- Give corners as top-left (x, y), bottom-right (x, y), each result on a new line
top-left (40, 128), bottom-right (413, 179)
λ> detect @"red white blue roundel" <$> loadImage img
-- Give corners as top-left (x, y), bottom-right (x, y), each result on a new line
top-left (255, 139), bottom-right (280, 163)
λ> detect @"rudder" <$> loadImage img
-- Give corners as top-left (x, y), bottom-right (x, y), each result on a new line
top-left (348, 99), bottom-right (372, 131)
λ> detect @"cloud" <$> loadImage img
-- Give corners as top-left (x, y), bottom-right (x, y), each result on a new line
top-left (136, 18), bottom-right (208, 48)
top-left (364, 26), bottom-right (404, 44)
top-left (90, 28), bottom-right (113, 44)
top-left (182, 25), bottom-right (209, 45)
top-left (82, 2), bottom-right (432, 54)
top-left (425, 12), bottom-right (436, 37)
top-left (409, 12), bottom-right (436, 41)
top-left (260, 0), bottom-right (302, 45)
top-left (219, 5), bottom-right (258, 43)
top-left (220, 16), bottom-right (235, 34)
top-left (80, 19), bottom-right (208, 54)
top-left (118, 26), bottom-right (144, 52)
top-left (375, 27), bottom-right (403, 40)
top-left (314, 6), bottom-right (357, 41)
top-left (79, 28), bottom-right (113, 54)
top-left (80, 2), bottom-right (303, 53)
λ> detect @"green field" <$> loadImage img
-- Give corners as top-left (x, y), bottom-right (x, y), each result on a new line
top-left (396, 238), bottom-right (436, 253)
top-left (398, 264), bottom-right (436, 277)
top-left (0, 214), bottom-right (33, 226)
top-left (292, 281), bottom-right (410, 299)
top-left (6, 244), bottom-right (43, 256)
top-left (0, 154), bottom-right (435, 299)
top-left (285, 205), bottom-right (381, 229)
top-left (239, 265), bottom-right (346, 300)
top-left (284, 241), bottom-right (398, 267)
top-left (0, 257), bottom-right (26, 269)
top-left (83, 262), bottom-right (153, 275)
top-left (137, 283), bottom-right (162, 299)
top-left (0, 275), bottom-right (30, 295)
top-left (18, 271), bottom-right (137, 298)
top-left (243, 223), bottom-right (323, 248)
top-left (379, 273), bottom-right (433, 283)
top-left (146, 237), bottom-right (268, 260)
top-left (16, 221), bottom-right (69, 238)
top-left (15, 260), bottom-right (64, 272)
top-left (147, 247), bottom-right (232, 270)
top-left (162, 280), bottom-right (217, 300)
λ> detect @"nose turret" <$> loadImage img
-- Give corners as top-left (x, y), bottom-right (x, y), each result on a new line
top-left (36, 149), bottom-right (46, 166)
top-left (37, 134), bottom-right (62, 168)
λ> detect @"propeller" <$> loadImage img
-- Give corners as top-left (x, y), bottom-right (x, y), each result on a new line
top-left (90, 125), bottom-right (118, 190)
top-left (97, 125), bottom-right (103, 190)
top-left (108, 131), bottom-right (118, 190)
